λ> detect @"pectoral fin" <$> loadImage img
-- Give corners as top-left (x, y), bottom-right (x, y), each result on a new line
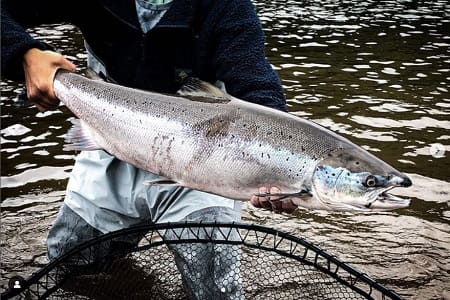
top-left (64, 119), bottom-right (103, 151)
top-left (253, 190), bottom-right (313, 202)
top-left (143, 179), bottom-right (182, 186)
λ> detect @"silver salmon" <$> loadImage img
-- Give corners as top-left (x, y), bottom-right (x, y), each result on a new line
top-left (53, 71), bottom-right (412, 211)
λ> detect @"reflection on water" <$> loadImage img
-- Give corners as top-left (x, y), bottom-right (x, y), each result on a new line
top-left (1, 1), bottom-right (449, 299)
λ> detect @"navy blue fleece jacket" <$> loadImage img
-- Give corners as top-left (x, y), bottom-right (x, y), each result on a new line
top-left (1, 0), bottom-right (286, 111)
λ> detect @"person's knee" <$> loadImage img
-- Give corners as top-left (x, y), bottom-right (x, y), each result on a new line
top-left (47, 204), bottom-right (101, 261)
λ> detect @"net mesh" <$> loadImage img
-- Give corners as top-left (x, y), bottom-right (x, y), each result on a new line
top-left (2, 223), bottom-right (402, 300)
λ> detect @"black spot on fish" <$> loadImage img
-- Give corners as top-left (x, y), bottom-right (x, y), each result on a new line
top-left (301, 146), bottom-right (305, 152)
top-left (267, 154), bottom-right (271, 159)
top-left (356, 161), bottom-right (360, 165)
top-left (332, 173), bottom-right (335, 176)
top-left (288, 135), bottom-right (292, 139)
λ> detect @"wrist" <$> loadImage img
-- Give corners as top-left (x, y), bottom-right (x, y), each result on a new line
top-left (23, 48), bottom-right (42, 65)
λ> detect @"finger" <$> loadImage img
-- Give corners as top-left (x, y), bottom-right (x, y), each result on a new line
top-left (59, 57), bottom-right (76, 71)
top-left (261, 201), bottom-right (273, 210)
top-left (269, 187), bottom-right (283, 213)
top-left (49, 54), bottom-right (76, 100)
top-left (34, 103), bottom-right (47, 112)
top-left (258, 187), bottom-right (274, 210)
top-left (281, 199), bottom-right (298, 214)
top-left (269, 187), bottom-right (280, 200)
top-left (250, 187), bottom-right (267, 208)
top-left (250, 195), bottom-right (261, 207)
top-left (44, 50), bottom-right (76, 70)
top-left (35, 90), bottom-right (60, 110)
top-left (28, 90), bottom-right (60, 111)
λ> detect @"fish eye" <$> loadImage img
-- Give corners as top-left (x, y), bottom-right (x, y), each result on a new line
top-left (364, 175), bottom-right (377, 187)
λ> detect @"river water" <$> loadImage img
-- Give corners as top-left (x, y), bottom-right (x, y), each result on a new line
top-left (1, 0), bottom-right (449, 299)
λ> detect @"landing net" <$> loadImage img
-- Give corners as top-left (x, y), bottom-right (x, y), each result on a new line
top-left (2, 222), bottom-right (402, 300)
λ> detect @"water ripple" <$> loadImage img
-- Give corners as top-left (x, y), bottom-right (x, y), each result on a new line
top-left (1, 1), bottom-right (449, 298)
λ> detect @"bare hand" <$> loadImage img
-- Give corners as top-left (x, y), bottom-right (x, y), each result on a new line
top-left (23, 48), bottom-right (76, 112)
top-left (250, 187), bottom-right (298, 214)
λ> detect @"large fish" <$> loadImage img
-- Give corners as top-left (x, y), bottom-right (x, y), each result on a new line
top-left (53, 70), bottom-right (412, 211)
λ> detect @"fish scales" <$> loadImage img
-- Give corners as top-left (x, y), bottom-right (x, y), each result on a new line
top-left (54, 72), bottom-right (332, 198)
top-left (53, 71), bottom-right (412, 210)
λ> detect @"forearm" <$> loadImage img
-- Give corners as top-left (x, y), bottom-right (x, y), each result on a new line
top-left (1, 0), bottom-right (76, 81)
top-left (1, 9), bottom-right (52, 81)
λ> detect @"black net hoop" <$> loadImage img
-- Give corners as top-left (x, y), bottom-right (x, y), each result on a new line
top-left (2, 222), bottom-right (402, 300)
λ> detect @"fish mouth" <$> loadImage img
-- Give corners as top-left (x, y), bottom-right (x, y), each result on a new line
top-left (364, 173), bottom-right (412, 210)
top-left (365, 186), bottom-right (410, 210)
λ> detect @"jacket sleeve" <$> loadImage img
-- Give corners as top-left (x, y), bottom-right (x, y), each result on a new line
top-left (1, 1), bottom-right (74, 81)
top-left (209, 0), bottom-right (286, 111)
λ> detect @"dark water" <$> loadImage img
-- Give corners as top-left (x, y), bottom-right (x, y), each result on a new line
top-left (1, 1), bottom-right (449, 298)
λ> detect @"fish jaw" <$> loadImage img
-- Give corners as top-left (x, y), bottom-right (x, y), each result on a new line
top-left (364, 188), bottom-right (411, 210)
top-left (291, 189), bottom-right (410, 212)
top-left (362, 175), bottom-right (412, 210)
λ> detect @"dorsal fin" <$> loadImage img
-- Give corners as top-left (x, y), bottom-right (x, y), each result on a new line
top-left (84, 68), bottom-right (105, 81)
top-left (177, 78), bottom-right (232, 103)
